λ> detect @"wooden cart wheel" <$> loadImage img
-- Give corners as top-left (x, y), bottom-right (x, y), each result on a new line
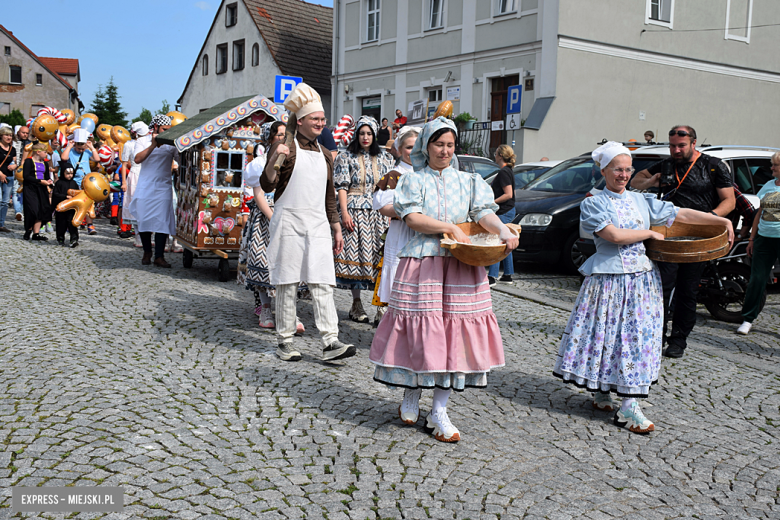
top-left (217, 258), bottom-right (230, 282)
top-left (183, 249), bottom-right (194, 269)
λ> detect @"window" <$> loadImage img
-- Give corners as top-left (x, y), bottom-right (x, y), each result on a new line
top-left (427, 88), bottom-right (443, 102)
top-left (202, 54), bottom-right (208, 76)
top-left (3, 47), bottom-right (9, 56)
top-left (225, 3), bottom-right (237, 27)
top-left (747, 158), bottom-right (772, 191)
top-left (251, 43), bottom-right (259, 66)
top-left (30, 104), bottom-right (45, 117)
top-left (646, 0), bottom-right (673, 27)
top-left (428, 0), bottom-right (444, 29)
top-left (726, 0), bottom-right (753, 42)
top-left (35, 74), bottom-right (42, 86)
top-left (497, 0), bottom-right (515, 15)
top-left (232, 40), bottom-right (245, 71)
top-left (366, 0), bottom-right (380, 42)
top-left (214, 151), bottom-right (244, 188)
top-left (216, 44), bottom-right (228, 74)
top-left (9, 66), bottom-right (21, 85)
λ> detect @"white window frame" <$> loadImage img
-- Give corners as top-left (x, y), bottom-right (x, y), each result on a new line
top-left (427, 88), bottom-right (443, 103)
top-left (496, 0), bottom-right (516, 16)
top-left (725, 0), bottom-right (753, 43)
top-left (365, 0), bottom-right (381, 43)
top-left (645, 0), bottom-right (674, 29)
top-left (428, 0), bottom-right (444, 30)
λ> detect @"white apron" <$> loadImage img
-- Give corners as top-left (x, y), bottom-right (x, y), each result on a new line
top-left (266, 143), bottom-right (336, 286)
top-left (128, 142), bottom-right (177, 235)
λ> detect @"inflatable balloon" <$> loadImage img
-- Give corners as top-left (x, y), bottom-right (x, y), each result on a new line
top-left (97, 145), bottom-right (114, 165)
top-left (55, 173), bottom-right (110, 226)
top-left (61, 109), bottom-right (76, 125)
top-left (110, 125), bottom-right (130, 144)
top-left (81, 113), bottom-right (99, 124)
top-left (55, 130), bottom-right (68, 147)
top-left (166, 111), bottom-right (187, 126)
top-left (26, 117), bottom-right (35, 128)
top-left (433, 100), bottom-right (453, 119)
top-left (37, 106), bottom-right (66, 123)
top-left (80, 118), bottom-right (96, 134)
top-left (332, 114), bottom-right (355, 146)
top-left (96, 124), bottom-right (112, 141)
top-left (32, 114), bottom-right (59, 141)
top-left (67, 123), bottom-right (81, 134)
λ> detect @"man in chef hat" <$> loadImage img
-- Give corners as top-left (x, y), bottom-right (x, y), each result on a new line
top-left (261, 83), bottom-right (355, 363)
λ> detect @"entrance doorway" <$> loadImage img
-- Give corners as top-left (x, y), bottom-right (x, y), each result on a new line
top-left (362, 96), bottom-right (381, 121)
top-left (489, 75), bottom-right (519, 154)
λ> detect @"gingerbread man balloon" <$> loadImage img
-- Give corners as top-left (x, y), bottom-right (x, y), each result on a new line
top-left (55, 173), bottom-right (111, 226)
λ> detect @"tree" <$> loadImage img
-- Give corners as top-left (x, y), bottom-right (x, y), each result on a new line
top-left (157, 100), bottom-right (171, 115)
top-left (132, 108), bottom-right (153, 124)
top-left (0, 109), bottom-right (26, 128)
top-left (90, 77), bottom-right (128, 127)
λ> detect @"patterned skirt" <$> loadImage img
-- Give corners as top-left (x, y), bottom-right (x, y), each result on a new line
top-left (334, 207), bottom-right (388, 290)
top-left (369, 256), bottom-right (505, 391)
top-left (237, 201), bottom-right (308, 299)
top-left (552, 269), bottom-right (663, 398)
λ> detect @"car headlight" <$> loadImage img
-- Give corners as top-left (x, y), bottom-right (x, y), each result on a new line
top-left (519, 213), bottom-right (553, 227)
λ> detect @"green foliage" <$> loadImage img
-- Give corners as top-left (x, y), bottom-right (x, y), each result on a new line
top-left (90, 77), bottom-right (128, 127)
top-left (0, 109), bottom-right (26, 128)
top-left (131, 100), bottom-right (171, 125)
top-left (453, 112), bottom-right (474, 126)
top-left (158, 100), bottom-right (171, 115)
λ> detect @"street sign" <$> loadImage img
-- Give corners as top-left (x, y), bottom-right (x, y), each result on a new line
top-left (506, 113), bottom-right (522, 130)
top-left (274, 75), bottom-right (303, 103)
top-left (506, 85), bottom-right (522, 114)
top-left (408, 100), bottom-right (426, 123)
top-left (491, 121), bottom-right (504, 131)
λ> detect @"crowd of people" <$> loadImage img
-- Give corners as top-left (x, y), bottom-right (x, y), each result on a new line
top-left (5, 83), bottom-right (778, 443)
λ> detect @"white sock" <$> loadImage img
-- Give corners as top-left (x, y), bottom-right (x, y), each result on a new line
top-left (620, 398), bottom-right (637, 413)
top-left (432, 388), bottom-right (451, 413)
top-left (401, 388), bottom-right (421, 411)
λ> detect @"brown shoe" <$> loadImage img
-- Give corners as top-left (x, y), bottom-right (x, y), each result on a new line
top-left (141, 251), bottom-right (152, 265)
top-left (154, 257), bottom-right (171, 268)
top-left (15, 213), bottom-right (21, 221)
top-left (0, 227), bottom-right (9, 232)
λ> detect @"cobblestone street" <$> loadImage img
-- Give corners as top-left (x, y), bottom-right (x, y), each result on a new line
top-left (2, 220), bottom-right (779, 519)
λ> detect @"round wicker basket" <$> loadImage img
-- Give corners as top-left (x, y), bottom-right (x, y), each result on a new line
top-left (440, 222), bottom-right (521, 267)
top-left (644, 222), bottom-right (729, 263)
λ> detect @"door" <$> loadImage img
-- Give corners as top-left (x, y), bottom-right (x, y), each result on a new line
top-left (488, 75), bottom-right (518, 154)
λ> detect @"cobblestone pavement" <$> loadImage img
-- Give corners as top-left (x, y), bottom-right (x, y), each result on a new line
top-left (1, 220), bottom-right (779, 519)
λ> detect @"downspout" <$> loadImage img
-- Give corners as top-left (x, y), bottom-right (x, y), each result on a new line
top-left (332, 0), bottom-right (340, 119)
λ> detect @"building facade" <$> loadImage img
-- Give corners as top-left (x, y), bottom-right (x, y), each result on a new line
top-left (0, 25), bottom-right (79, 118)
top-left (179, 0), bottom-right (333, 119)
top-left (332, 0), bottom-right (780, 162)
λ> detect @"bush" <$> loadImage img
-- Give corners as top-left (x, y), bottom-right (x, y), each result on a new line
top-left (0, 109), bottom-right (26, 128)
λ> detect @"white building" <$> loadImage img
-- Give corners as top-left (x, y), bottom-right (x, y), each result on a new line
top-left (179, 0), bottom-right (333, 118)
top-left (331, 0), bottom-right (780, 162)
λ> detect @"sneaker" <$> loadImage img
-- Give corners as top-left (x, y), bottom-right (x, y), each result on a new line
top-left (373, 306), bottom-right (386, 328)
top-left (613, 401), bottom-right (654, 434)
top-left (23, 230), bottom-right (31, 240)
top-left (44, 223), bottom-right (53, 233)
top-left (295, 318), bottom-right (305, 336)
top-left (69, 239), bottom-right (79, 248)
top-left (87, 225), bottom-right (97, 235)
top-left (109, 217), bottom-right (118, 226)
top-left (593, 392), bottom-right (617, 412)
top-left (322, 340), bottom-right (356, 361)
top-left (398, 388), bottom-right (422, 425)
top-left (31, 233), bottom-right (48, 241)
top-left (425, 408), bottom-right (460, 442)
top-left (499, 274), bottom-right (514, 284)
top-left (15, 213), bottom-right (22, 222)
top-left (57, 239), bottom-right (65, 246)
top-left (488, 276), bottom-right (497, 287)
top-left (118, 231), bottom-right (133, 239)
top-left (736, 321), bottom-right (752, 335)
top-left (254, 305), bottom-right (264, 317)
top-left (662, 343), bottom-right (685, 359)
top-left (0, 227), bottom-right (9, 232)
top-left (134, 236), bottom-right (143, 248)
top-left (258, 306), bottom-right (275, 329)
top-left (276, 342), bottom-right (302, 362)
top-left (349, 299), bottom-right (369, 323)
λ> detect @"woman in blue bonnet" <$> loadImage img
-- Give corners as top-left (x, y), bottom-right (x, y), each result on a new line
top-left (553, 141), bottom-right (733, 434)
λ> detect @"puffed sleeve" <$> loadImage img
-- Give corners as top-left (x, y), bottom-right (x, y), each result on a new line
top-left (333, 152), bottom-right (352, 192)
top-left (469, 172), bottom-right (499, 222)
top-left (243, 152), bottom-right (266, 188)
top-left (379, 151), bottom-right (394, 174)
top-left (373, 188), bottom-right (394, 211)
top-left (394, 171), bottom-right (425, 220)
top-left (643, 193), bottom-right (678, 227)
top-left (580, 196), bottom-right (614, 235)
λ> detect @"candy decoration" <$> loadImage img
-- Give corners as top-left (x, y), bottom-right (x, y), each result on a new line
top-left (37, 106), bottom-right (66, 123)
top-left (33, 114), bottom-right (59, 141)
top-left (26, 117), bottom-right (35, 128)
top-left (332, 114), bottom-right (354, 146)
top-left (61, 109), bottom-right (76, 125)
top-left (55, 130), bottom-right (68, 147)
top-left (433, 100), bottom-right (454, 119)
top-left (166, 111), bottom-right (187, 127)
top-left (97, 145), bottom-right (114, 165)
top-left (110, 125), bottom-right (130, 144)
top-left (81, 113), bottom-right (99, 124)
top-left (67, 123), bottom-right (81, 134)
top-left (96, 124), bottom-right (112, 141)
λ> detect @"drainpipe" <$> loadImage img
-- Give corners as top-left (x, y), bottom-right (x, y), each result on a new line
top-left (332, 0), bottom-right (340, 118)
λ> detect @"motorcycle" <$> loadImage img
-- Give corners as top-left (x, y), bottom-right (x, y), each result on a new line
top-left (697, 239), bottom-right (769, 323)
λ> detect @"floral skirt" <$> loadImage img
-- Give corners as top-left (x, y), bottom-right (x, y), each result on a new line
top-left (370, 256), bottom-right (505, 391)
top-left (552, 269), bottom-right (663, 398)
top-left (334, 207), bottom-right (388, 290)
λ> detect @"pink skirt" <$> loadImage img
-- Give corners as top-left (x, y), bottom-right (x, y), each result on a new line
top-left (369, 256), bottom-right (505, 391)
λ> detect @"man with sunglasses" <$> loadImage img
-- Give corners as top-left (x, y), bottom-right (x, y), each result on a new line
top-left (632, 125), bottom-right (735, 358)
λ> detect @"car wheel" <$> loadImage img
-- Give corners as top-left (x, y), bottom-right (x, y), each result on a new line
top-left (560, 232), bottom-right (586, 275)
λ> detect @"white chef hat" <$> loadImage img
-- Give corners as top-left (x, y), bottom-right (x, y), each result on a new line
top-left (592, 141), bottom-right (631, 171)
top-left (131, 121), bottom-right (150, 136)
top-left (73, 128), bottom-right (89, 143)
top-left (283, 83), bottom-right (324, 119)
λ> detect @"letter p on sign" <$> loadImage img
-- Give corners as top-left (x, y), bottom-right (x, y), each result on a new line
top-left (506, 85), bottom-right (522, 115)
top-left (275, 75), bottom-right (303, 103)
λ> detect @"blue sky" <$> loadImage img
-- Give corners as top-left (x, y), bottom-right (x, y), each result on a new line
top-left (5, 0), bottom-right (332, 121)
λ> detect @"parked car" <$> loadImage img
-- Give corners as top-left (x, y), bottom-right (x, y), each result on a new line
top-left (510, 152), bottom-right (664, 274)
top-left (457, 155), bottom-right (500, 179)
top-left (484, 160), bottom-right (563, 190)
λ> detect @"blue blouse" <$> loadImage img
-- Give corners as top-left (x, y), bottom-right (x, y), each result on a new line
top-left (393, 165), bottom-right (498, 258)
top-left (579, 189), bottom-right (678, 276)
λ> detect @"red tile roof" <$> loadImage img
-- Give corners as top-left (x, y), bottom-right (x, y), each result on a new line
top-left (38, 57), bottom-right (80, 77)
top-left (0, 25), bottom-right (74, 89)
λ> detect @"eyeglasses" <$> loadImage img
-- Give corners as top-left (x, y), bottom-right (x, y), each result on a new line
top-left (307, 117), bottom-right (327, 124)
top-left (608, 167), bottom-right (635, 174)
top-left (668, 130), bottom-right (692, 138)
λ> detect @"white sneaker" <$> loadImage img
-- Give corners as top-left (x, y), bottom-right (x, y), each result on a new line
top-left (425, 408), bottom-right (460, 442)
top-left (593, 392), bottom-right (617, 412)
top-left (398, 388), bottom-right (421, 425)
top-left (736, 321), bottom-right (752, 335)
top-left (258, 306), bottom-right (275, 328)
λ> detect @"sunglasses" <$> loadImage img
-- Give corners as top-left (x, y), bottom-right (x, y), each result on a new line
top-left (668, 130), bottom-right (693, 138)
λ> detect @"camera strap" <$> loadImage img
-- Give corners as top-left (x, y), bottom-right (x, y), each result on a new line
top-left (673, 151), bottom-right (701, 191)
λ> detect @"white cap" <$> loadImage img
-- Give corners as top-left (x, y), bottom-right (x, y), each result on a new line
top-left (592, 141), bottom-right (632, 171)
top-left (131, 121), bottom-right (150, 136)
top-left (73, 128), bottom-right (89, 143)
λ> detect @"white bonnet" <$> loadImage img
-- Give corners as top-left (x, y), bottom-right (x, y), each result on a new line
top-left (592, 141), bottom-right (631, 170)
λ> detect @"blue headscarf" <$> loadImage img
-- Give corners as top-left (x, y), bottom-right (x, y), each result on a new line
top-left (410, 116), bottom-right (458, 171)
top-left (351, 115), bottom-right (379, 144)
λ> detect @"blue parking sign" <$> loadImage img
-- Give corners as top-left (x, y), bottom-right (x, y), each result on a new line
top-left (274, 75), bottom-right (303, 103)
top-left (506, 85), bottom-right (522, 114)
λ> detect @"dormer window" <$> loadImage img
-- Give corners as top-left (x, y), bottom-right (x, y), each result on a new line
top-left (226, 3), bottom-right (237, 27)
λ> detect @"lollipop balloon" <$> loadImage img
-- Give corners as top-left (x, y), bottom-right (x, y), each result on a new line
top-left (97, 145), bottom-right (114, 166)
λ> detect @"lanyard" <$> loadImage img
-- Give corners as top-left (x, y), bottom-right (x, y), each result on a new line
top-left (674, 151), bottom-right (700, 191)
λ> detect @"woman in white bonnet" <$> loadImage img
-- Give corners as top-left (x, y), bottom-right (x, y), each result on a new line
top-left (552, 142), bottom-right (733, 434)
